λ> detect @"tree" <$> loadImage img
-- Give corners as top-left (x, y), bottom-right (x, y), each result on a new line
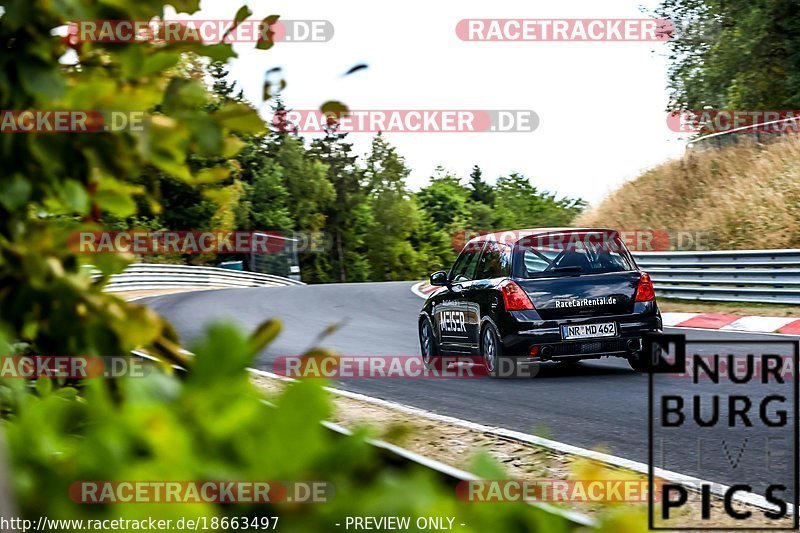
top-left (657, 0), bottom-right (800, 111)
top-left (273, 134), bottom-right (334, 283)
top-left (468, 165), bottom-right (495, 206)
top-left (409, 207), bottom-right (458, 274)
top-left (363, 135), bottom-right (427, 281)
top-left (415, 167), bottom-right (471, 229)
top-left (310, 128), bottom-right (372, 282)
top-left (494, 173), bottom-right (585, 228)
top-left (229, 91), bottom-right (293, 234)
top-left (0, 2), bottom-right (608, 531)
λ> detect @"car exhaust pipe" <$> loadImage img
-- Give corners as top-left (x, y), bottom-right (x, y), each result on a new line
top-left (540, 345), bottom-right (553, 360)
top-left (627, 339), bottom-right (642, 352)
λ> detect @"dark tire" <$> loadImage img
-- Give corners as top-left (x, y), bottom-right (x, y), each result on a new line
top-left (481, 324), bottom-right (513, 378)
top-left (419, 319), bottom-right (439, 370)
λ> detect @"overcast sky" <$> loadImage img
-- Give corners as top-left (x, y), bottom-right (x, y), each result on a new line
top-left (190, 0), bottom-right (687, 205)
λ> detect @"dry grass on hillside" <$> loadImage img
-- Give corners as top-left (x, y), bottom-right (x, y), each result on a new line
top-left (576, 137), bottom-right (800, 249)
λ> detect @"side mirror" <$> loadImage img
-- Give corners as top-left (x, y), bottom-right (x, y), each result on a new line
top-left (430, 270), bottom-right (449, 287)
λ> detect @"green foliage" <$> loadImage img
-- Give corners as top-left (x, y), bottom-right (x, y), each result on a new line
top-left (363, 135), bottom-right (429, 281)
top-left (310, 130), bottom-right (373, 282)
top-left (272, 134), bottom-right (335, 282)
top-left (238, 158), bottom-right (293, 231)
top-left (0, 0), bottom-right (614, 530)
top-left (468, 165), bottom-right (495, 207)
top-left (96, 64), bottom-right (584, 283)
top-left (1, 324), bottom-right (582, 532)
top-left (493, 173), bottom-right (586, 229)
top-left (414, 167), bottom-right (584, 267)
top-left (657, 0), bottom-right (800, 110)
top-left (416, 168), bottom-right (472, 230)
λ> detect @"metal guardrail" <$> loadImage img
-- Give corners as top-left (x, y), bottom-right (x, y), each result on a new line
top-left (322, 419), bottom-right (594, 529)
top-left (99, 263), bottom-right (305, 292)
top-left (107, 253), bottom-right (800, 305)
top-left (131, 350), bottom-right (592, 529)
top-left (686, 115), bottom-right (800, 152)
top-left (632, 250), bottom-right (800, 305)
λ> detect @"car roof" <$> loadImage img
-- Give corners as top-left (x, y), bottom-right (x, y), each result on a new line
top-left (467, 227), bottom-right (619, 246)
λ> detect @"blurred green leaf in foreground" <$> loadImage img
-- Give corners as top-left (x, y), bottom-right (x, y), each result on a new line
top-left (0, 0), bottom-right (637, 530)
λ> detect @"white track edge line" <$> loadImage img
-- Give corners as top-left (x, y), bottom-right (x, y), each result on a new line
top-left (131, 290), bottom-right (792, 515)
top-left (669, 326), bottom-right (800, 338)
top-left (320, 419), bottom-right (595, 527)
top-left (405, 282), bottom-right (793, 510)
top-left (247, 366), bottom-right (789, 514)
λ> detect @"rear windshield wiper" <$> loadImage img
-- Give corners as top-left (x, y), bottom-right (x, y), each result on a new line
top-left (524, 266), bottom-right (584, 278)
top-left (550, 266), bottom-right (583, 273)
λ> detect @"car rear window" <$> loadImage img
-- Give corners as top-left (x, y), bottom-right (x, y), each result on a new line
top-left (513, 232), bottom-right (636, 278)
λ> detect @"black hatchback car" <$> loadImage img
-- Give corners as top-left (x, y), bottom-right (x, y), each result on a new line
top-left (418, 228), bottom-right (662, 377)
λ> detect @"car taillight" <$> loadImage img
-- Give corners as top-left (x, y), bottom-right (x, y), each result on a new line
top-left (500, 280), bottom-right (534, 311)
top-left (635, 272), bottom-right (656, 302)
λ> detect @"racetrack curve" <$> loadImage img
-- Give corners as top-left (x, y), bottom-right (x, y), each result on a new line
top-left (143, 281), bottom-right (799, 502)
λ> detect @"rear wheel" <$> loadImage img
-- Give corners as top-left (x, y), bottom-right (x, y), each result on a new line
top-left (419, 320), bottom-right (438, 370)
top-left (481, 324), bottom-right (512, 378)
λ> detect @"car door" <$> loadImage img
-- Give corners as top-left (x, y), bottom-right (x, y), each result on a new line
top-left (434, 241), bottom-right (485, 354)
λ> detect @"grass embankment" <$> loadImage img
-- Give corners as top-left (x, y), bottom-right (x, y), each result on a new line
top-left (577, 136), bottom-right (800, 249)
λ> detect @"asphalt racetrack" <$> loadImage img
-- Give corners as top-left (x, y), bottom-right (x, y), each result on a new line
top-left (143, 281), bottom-right (799, 502)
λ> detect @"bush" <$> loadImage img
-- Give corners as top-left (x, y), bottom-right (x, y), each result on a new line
top-left (1, 324), bottom-right (582, 532)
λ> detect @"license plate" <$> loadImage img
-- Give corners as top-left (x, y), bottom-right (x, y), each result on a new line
top-left (561, 322), bottom-right (617, 340)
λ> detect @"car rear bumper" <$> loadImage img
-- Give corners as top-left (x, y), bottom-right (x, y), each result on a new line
top-left (499, 312), bottom-right (662, 360)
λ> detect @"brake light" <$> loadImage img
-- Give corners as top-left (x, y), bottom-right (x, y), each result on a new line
top-left (635, 272), bottom-right (656, 302)
top-left (500, 280), bottom-right (534, 311)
